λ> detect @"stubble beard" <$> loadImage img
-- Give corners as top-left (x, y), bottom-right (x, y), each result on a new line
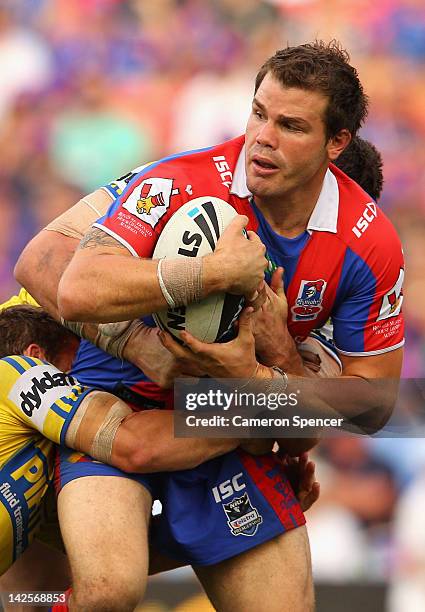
top-left (248, 173), bottom-right (291, 208)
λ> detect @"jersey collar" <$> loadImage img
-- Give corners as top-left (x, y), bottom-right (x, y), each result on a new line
top-left (230, 145), bottom-right (339, 234)
top-left (306, 169), bottom-right (339, 234)
top-left (230, 144), bottom-right (251, 198)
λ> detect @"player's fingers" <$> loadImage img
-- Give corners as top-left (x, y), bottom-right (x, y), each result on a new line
top-left (236, 307), bottom-right (255, 341)
top-left (159, 331), bottom-right (194, 360)
top-left (302, 480), bottom-right (319, 510)
top-left (303, 482), bottom-right (320, 511)
top-left (301, 461), bottom-right (316, 489)
top-left (312, 481), bottom-right (320, 501)
top-left (293, 452), bottom-right (308, 471)
top-left (271, 267), bottom-right (285, 297)
top-left (246, 230), bottom-right (266, 250)
top-left (299, 452), bottom-right (309, 467)
top-left (245, 289), bottom-right (258, 303)
top-left (247, 282), bottom-right (267, 311)
top-left (178, 330), bottom-right (208, 355)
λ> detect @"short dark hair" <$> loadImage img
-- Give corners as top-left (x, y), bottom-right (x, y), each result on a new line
top-left (0, 305), bottom-right (78, 362)
top-left (334, 137), bottom-right (384, 201)
top-left (255, 40), bottom-right (368, 140)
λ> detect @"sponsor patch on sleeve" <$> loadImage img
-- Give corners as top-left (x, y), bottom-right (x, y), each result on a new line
top-left (122, 177), bottom-right (174, 228)
top-left (376, 268), bottom-right (404, 321)
top-left (8, 365), bottom-right (78, 431)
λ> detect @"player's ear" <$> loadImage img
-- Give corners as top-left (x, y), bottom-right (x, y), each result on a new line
top-left (327, 129), bottom-right (351, 161)
top-left (23, 343), bottom-right (47, 360)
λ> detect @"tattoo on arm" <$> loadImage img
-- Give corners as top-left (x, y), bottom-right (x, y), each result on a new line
top-left (36, 246), bottom-right (62, 274)
top-left (79, 228), bottom-right (128, 251)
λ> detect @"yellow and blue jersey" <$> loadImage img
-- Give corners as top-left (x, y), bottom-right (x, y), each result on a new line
top-left (0, 288), bottom-right (39, 311)
top-left (0, 355), bottom-right (91, 574)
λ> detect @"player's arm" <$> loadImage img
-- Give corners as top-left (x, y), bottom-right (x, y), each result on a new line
top-left (65, 391), bottom-right (273, 472)
top-left (252, 250), bottom-right (404, 431)
top-left (14, 189), bottom-right (113, 320)
top-left (16, 201), bottom-right (174, 323)
top-left (57, 216), bottom-right (266, 323)
top-left (64, 387), bottom-right (302, 475)
top-left (5, 357), bottom-right (271, 472)
top-left (15, 230), bottom-right (75, 320)
top-left (16, 229), bottom-right (201, 382)
top-left (14, 193), bottom-right (204, 383)
top-left (159, 307), bottom-right (402, 435)
top-left (252, 268), bottom-right (338, 377)
top-left (64, 390), bottom-right (245, 472)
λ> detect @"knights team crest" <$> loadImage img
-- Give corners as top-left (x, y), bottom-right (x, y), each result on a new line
top-left (291, 279), bottom-right (327, 322)
top-left (222, 492), bottom-right (263, 537)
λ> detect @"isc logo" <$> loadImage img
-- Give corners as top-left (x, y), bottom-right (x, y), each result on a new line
top-left (352, 202), bottom-right (377, 238)
top-left (212, 155), bottom-right (233, 189)
top-left (212, 473), bottom-right (246, 503)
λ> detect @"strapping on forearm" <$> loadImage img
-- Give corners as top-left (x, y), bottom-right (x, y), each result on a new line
top-left (157, 257), bottom-right (203, 308)
top-left (60, 319), bottom-right (85, 338)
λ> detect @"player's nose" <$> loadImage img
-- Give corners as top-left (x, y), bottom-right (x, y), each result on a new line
top-left (256, 120), bottom-right (279, 149)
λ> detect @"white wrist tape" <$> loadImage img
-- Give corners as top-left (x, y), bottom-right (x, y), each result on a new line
top-left (157, 258), bottom-right (176, 308)
top-left (157, 257), bottom-right (203, 308)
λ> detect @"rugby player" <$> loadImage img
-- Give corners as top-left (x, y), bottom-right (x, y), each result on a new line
top-left (15, 42), bottom-right (400, 611)
top-left (0, 305), bottom-right (278, 572)
top-left (0, 304), bottom-right (318, 611)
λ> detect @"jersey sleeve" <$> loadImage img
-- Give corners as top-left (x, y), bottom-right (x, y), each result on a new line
top-left (331, 231), bottom-right (405, 356)
top-left (2, 357), bottom-right (94, 445)
top-left (102, 162), bottom-right (155, 200)
top-left (93, 138), bottom-right (247, 258)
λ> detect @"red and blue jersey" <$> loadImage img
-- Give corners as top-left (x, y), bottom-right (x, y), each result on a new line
top-left (70, 135), bottom-right (404, 403)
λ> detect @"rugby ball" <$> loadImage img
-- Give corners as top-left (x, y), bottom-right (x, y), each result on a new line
top-left (153, 196), bottom-right (245, 342)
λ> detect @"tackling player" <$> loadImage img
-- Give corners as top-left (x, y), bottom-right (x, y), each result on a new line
top-left (0, 305), bottom-right (280, 572)
top-left (0, 304), bottom-right (318, 612)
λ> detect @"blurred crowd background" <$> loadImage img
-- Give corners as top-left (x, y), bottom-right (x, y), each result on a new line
top-left (0, 0), bottom-right (424, 610)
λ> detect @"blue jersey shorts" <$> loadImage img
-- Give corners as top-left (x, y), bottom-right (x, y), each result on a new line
top-left (54, 446), bottom-right (159, 496)
top-left (55, 447), bottom-right (305, 566)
